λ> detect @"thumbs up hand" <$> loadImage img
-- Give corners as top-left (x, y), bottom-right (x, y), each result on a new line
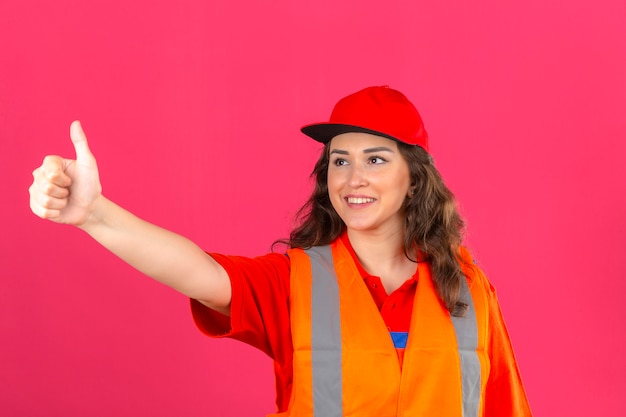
top-left (30, 121), bottom-right (103, 226)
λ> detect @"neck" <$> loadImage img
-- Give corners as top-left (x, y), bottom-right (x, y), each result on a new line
top-left (346, 228), bottom-right (417, 294)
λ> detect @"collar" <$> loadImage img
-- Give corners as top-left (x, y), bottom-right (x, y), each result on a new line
top-left (339, 231), bottom-right (371, 280)
top-left (338, 231), bottom-right (419, 284)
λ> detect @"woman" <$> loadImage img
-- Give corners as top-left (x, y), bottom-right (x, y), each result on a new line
top-left (29, 86), bottom-right (532, 416)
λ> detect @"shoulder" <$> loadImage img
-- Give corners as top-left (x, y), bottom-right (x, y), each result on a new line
top-left (209, 251), bottom-right (291, 273)
top-left (207, 251), bottom-right (292, 298)
top-left (459, 246), bottom-right (497, 296)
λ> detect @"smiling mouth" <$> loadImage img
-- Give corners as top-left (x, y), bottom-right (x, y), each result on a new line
top-left (346, 197), bottom-right (376, 204)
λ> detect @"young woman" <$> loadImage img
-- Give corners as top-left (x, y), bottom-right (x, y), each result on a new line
top-left (29, 86), bottom-right (532, 416)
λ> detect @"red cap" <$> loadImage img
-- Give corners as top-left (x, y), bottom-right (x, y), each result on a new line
top-left (301, 86), bottom-right (429, 151)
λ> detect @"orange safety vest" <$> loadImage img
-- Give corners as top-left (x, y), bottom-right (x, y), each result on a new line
top-left (282, 239), bottom-right (490, 417)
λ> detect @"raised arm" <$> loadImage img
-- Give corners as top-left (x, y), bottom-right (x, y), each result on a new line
top-left (29, 121), bottom-right (231, 315)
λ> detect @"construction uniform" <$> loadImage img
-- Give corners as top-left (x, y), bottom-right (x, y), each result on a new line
top-left (191, 233), bottom-right (531, 416)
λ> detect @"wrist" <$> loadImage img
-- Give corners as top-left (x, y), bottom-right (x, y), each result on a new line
top-left (77, 194), bottom-right (108, 232)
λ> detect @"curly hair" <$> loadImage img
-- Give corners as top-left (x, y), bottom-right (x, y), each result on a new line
top-left (277, 141), bottom-right (469, 316)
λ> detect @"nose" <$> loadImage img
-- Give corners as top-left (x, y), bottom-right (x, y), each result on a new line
top-left (348, 164), bottom-right (367, 188)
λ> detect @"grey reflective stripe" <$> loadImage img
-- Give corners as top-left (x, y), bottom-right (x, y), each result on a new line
top-left (306, 246), bottom-right (343, 417)
top-left (451, 277), bottom-right (481, 417)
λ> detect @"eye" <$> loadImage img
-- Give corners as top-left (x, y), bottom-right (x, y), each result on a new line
top-left (332, 158), bottom-right (348, 166)
top-left (368, 156), bottom-right (387, 164)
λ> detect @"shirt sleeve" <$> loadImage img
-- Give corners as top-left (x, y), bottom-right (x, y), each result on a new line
top-left (189, 252), bottom-right (292, 361)
top-left (483, 279), bottom-right (533, 417)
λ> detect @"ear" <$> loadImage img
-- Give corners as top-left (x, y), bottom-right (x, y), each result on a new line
top-left (407, 179), bottom-right (417, 197)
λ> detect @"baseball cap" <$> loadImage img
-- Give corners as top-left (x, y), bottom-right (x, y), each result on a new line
top-left (301, 85), bottom-right (429, 151)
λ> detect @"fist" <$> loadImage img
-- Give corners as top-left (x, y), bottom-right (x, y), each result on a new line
top-left (29, 121), bottom-right (102, 226)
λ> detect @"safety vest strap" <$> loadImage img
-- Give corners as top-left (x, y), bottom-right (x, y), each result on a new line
top-left (452, 267), bottom-right (481, 417)
top-left (306, 245), bottom-right (343, 417)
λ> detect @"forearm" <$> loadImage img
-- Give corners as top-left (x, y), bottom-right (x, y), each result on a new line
top-left (79, 196), bottom-right (231, 310)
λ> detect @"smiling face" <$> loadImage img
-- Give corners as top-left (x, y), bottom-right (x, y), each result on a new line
top-left (327, 132), bottom-right (412, 236)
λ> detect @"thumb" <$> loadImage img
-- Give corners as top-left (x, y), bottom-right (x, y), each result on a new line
top-left (70, 120), bottom-right (94, 164)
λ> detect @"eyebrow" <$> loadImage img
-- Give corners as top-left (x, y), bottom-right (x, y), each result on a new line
top-left (330, 146), bottom-right (395, 155)
top-left (363, 146), bottom-right (395, 154)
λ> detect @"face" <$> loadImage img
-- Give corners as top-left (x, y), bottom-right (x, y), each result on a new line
top-left (327, 132), bottom-right (412, 236)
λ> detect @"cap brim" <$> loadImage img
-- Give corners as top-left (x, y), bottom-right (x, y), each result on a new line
top-left (301, 123), bottom-right (401, 144)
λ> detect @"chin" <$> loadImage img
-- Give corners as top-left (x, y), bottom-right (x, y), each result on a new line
top-left (344, 221), bottom-right (377, 232)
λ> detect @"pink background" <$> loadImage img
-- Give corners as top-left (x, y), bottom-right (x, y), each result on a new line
top-left (1, 0), bottom-right (625, 415)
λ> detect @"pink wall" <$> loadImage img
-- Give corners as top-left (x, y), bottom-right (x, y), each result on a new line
top-left (2, 0), bottom-right (625, 415)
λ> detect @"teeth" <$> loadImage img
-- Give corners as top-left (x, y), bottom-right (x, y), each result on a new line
top-left (347, 197), bottom-right (375, 204)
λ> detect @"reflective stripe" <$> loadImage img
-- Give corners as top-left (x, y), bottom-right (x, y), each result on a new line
top-left (390, 331), bottom-right (409, 349)
top-left (451, 276), bottom-right (481, 417)
top-left (306, 246), bottom-right (343, 417)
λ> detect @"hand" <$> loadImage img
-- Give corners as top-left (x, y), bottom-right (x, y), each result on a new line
top-left (29, 121), bottom-right (103, 226)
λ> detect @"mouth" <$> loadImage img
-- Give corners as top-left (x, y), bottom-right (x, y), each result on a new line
top-left (346, 197), bottom-right (376, 205)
